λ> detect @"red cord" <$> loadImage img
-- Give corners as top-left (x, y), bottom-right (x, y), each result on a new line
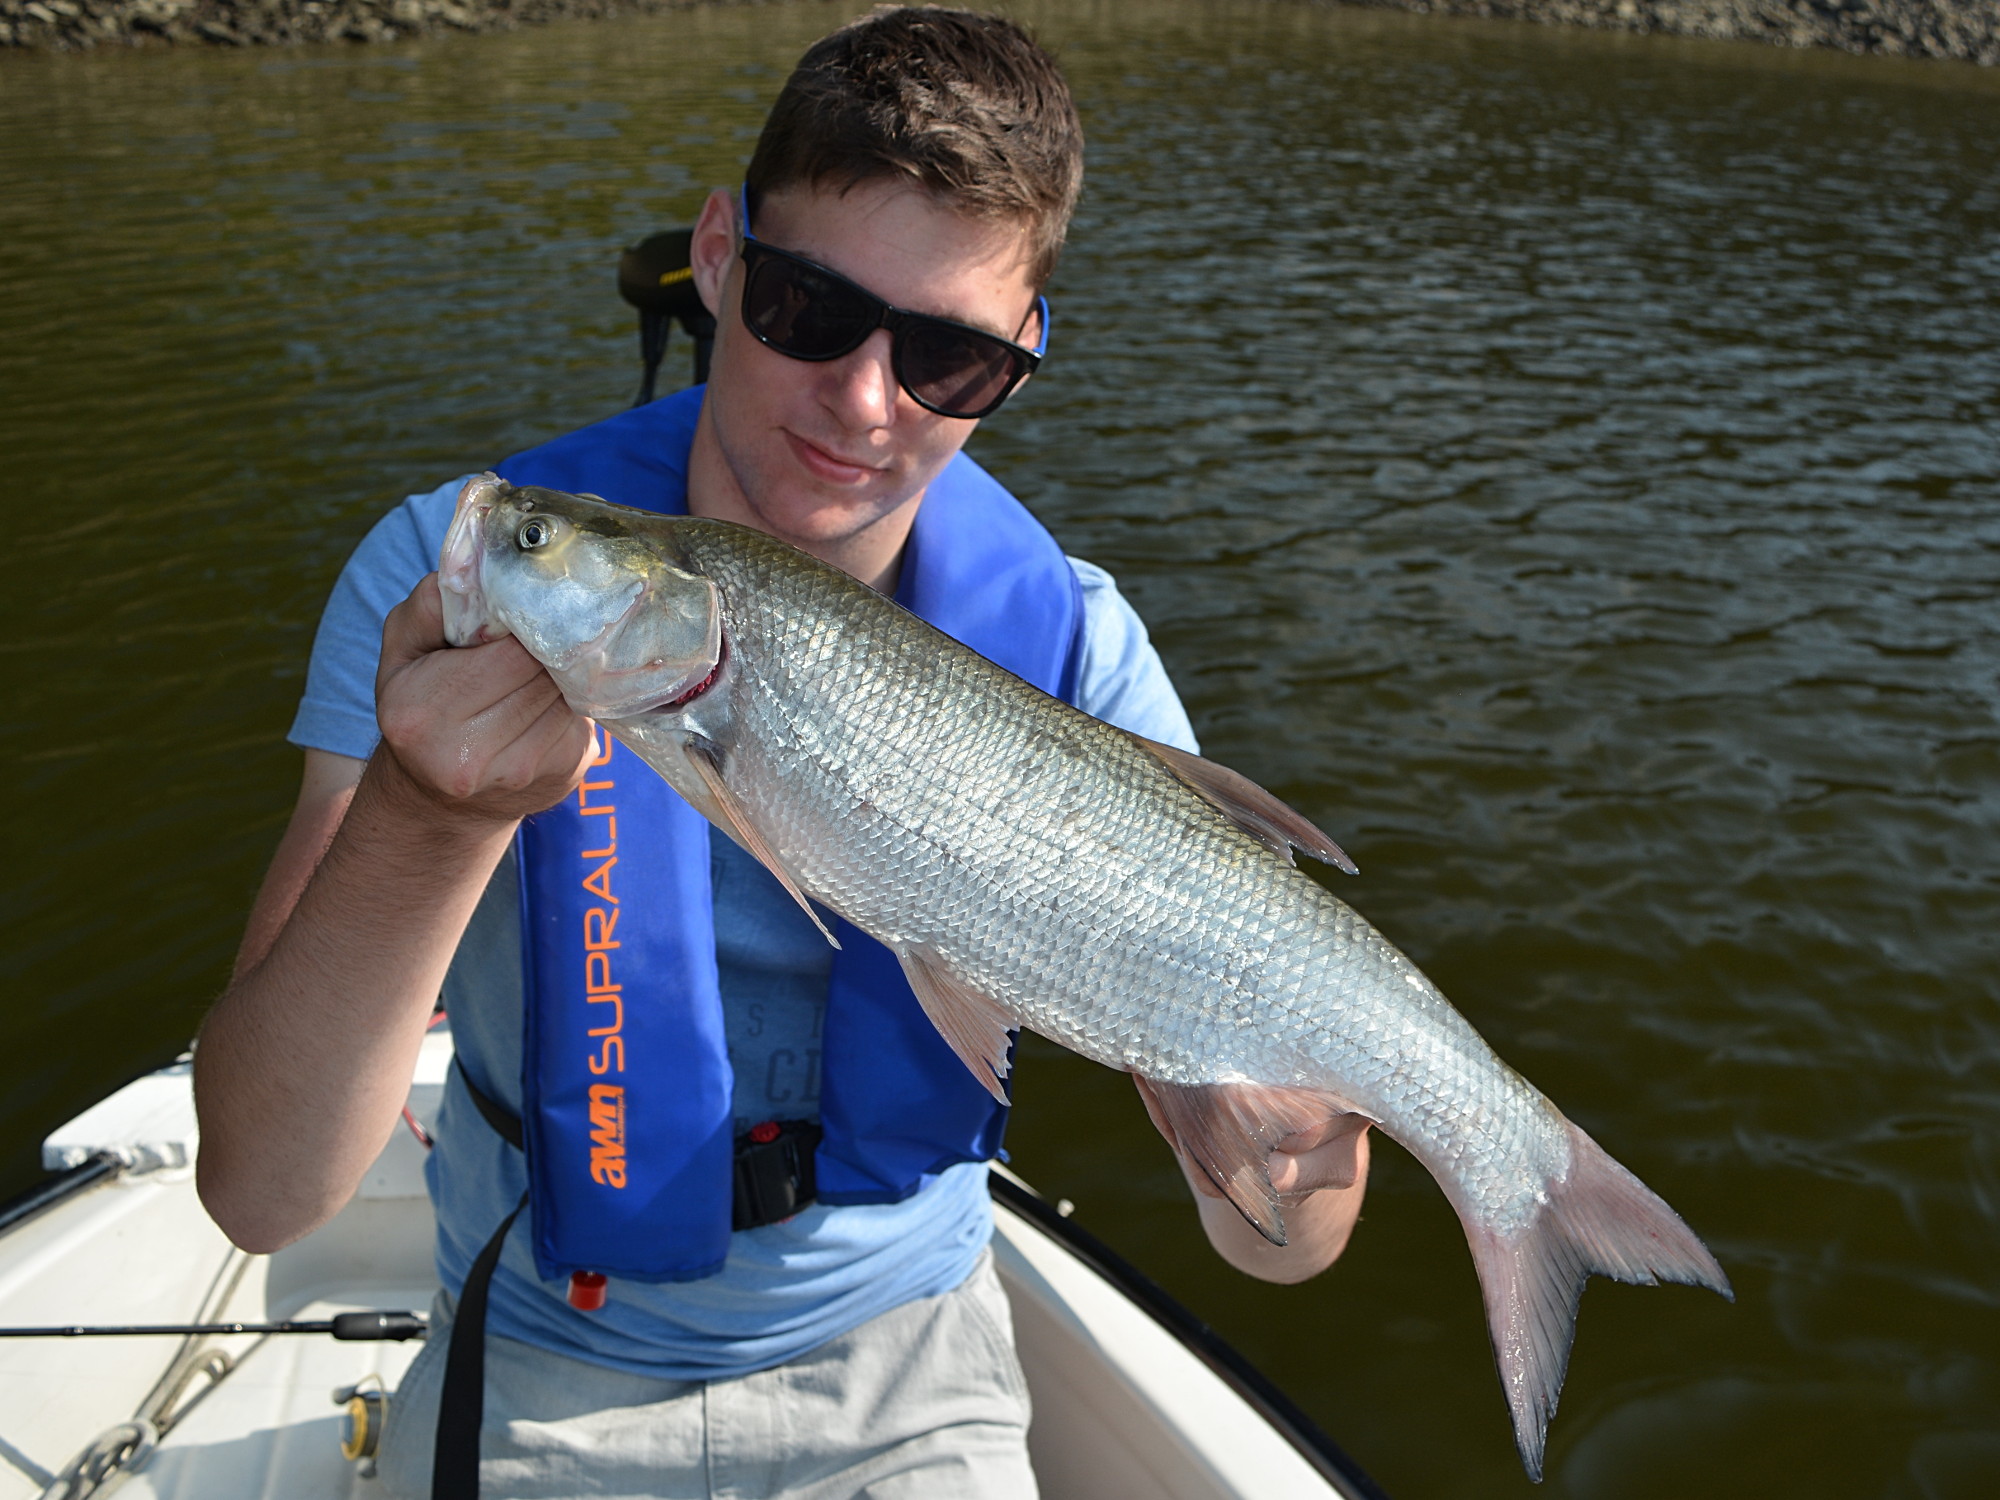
top-left (401, 1105), bottom-right (434, 1150)
top-left (403, 1008), bottom-right (448, 1145)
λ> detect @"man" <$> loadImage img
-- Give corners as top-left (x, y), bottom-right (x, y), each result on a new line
top-left (194, 9), bottom-right (1370, 1497)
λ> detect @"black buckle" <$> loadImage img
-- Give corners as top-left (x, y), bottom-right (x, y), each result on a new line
top-left (732, 1120), bottom-right (821, 1231)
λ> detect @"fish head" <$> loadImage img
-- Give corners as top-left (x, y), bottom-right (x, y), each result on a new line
top-left (440, 473), bottom-right (722, 720)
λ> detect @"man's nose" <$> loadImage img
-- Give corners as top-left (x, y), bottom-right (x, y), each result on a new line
top-left (822, 328), bottom-right (900, 427)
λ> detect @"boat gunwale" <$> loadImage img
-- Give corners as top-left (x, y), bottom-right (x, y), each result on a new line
top-left (989, 1170), bottom-right (1390, 1500)
top-left (0, 1153), bottom-right (119, 1238)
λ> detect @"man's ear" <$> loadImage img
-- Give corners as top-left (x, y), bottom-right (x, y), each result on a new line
top-left (689, 187), bottom-right (738, 321)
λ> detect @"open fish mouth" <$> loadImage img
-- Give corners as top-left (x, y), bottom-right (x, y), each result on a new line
top-left (439, 473), bottom-right (507, 648)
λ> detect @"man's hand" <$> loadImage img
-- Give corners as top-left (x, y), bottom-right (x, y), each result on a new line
top-left (373, 573), bottom-right (596, 823)
top-left (1260, 1111), bottom-right (1372, 1198)
top-left (1134, 1074), bottom-right (1371, 1284)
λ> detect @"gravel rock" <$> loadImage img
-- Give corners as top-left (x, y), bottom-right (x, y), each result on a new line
top-left (0, 0), bottom-right (736, 51)
top-left (1326, 0), bottom-right (2000, 65)
top-left (0, 0), bottom-right (1992, 65)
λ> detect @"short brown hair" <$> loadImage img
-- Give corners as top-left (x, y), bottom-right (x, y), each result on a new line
top-left (746, 6), bottom-right (1084, 288)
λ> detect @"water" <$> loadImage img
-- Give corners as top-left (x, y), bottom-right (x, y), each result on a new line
top-left (4, 3), bottom-right (1998, 1494)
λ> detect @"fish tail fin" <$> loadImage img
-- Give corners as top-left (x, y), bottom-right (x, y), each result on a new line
top-left (1467, 1119), bottom-right (1732, 1482)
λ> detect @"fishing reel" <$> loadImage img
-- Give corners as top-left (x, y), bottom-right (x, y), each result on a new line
top-left (618, 228), bottom-right (717, 405)
top-left (335, 1375), bottom-right (388, 1468)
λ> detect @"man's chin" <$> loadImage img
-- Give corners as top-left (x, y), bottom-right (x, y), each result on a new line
top-left (754, 483), bottom-right (909, 550)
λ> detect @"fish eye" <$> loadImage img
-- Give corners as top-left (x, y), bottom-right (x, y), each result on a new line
top-left (517, 516), bottom-right (560, 551)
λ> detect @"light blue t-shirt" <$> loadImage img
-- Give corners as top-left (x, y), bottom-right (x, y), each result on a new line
top-left (291, 474), bottom-right (1198, 1379)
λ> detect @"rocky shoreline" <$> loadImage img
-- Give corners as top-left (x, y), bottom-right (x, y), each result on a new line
top-left (2, 0), bottom-right (1995, 64)
top-left (0, 0), bottom-right (726, 50)
top-left (1333, 0), bottom-right (1999, 66)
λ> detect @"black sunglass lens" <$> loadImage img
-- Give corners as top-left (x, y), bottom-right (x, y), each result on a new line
top-left (745, 255), bottom-right (875, 359)
top-left (901, 323), bottom-right (1020, 417)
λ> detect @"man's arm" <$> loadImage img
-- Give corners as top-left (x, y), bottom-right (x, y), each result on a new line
top-left (194, 577), bottom-right (592, 1253)
top-left (230, 748), bottom-right (363, 983)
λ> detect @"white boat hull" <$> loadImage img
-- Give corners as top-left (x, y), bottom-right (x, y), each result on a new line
top-left (0, 1040), bottom-right (1376, 1499)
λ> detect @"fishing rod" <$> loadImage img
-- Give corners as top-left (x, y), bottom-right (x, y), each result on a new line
top-left (0, 1310), bottom-right (426, 1340)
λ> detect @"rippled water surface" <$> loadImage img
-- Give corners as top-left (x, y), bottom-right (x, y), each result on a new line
top-left (4, 3), bottom-right (1999, 1494)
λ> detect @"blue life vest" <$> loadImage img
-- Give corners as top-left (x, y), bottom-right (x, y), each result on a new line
top-left (490, 386), bottom-right (1085, 1284)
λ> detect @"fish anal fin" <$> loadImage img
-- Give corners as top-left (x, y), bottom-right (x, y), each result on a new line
top-left (1465, 1118), bottom-right (1734, 1481)
top-left (898, 948), bottom-right (1018, 1107)
top-left (682, 741), bottom-right (840, 950)
top-left (1140, 1079), bottom-right (1355, 1248)
top-left (1129, 735), bottom-right (1358, 875)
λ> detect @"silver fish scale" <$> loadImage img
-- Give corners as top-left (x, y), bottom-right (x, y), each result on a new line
top-left (660, 527), bottom-right (1573, 1235)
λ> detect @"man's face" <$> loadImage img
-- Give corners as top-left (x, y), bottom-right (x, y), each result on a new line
top-left (686, 177), bottom-right (1040, 570)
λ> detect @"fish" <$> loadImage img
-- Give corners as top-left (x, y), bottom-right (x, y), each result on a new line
top-left (438, 473), bottom-right (1731, 1479)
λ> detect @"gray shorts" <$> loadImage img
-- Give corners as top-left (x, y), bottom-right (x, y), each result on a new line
top-left (374, 1251), bottom-right (1037, 1500)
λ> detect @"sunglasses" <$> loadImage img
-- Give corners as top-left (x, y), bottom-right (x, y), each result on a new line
top-left (737, 188), bottom-right (1049, 421)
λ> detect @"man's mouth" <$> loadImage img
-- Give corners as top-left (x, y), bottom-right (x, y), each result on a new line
top-left (787, 431), bottom-right (885, 484)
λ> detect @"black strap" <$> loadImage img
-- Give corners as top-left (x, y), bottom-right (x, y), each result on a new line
top-left (432, 1192), bottom-right (526, 1500)
top-left (455, 1059), bottom-right (523, 1150)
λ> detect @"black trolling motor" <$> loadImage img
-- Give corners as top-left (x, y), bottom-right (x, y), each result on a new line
top-left (618, 227), bottom-right (716, 405)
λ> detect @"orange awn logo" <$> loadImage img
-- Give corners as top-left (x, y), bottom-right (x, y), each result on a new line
top-left (588, 1083), bottom-right (627, 1189)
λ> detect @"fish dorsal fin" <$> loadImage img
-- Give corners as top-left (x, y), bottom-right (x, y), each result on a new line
top-left (682, 740), bottom-right (841, 950)
top-left (1128, 735), bottom-right (1357, 874)
top-left (1138, 1078), bottom-right (1356, 1247)
top-left (897, 947), bottom-right (1018, 1107)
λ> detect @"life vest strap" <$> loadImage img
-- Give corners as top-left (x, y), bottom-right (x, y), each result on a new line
top-left (456, 1058), bottom-right (524, 1150)
top-left (432, 1191), bottom-right (526, 1500)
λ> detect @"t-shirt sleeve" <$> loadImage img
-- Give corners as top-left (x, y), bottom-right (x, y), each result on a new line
top-left (288, 477), bottom-right (473, 760)
top-left (1068, 557), bottom-right (1200, 755)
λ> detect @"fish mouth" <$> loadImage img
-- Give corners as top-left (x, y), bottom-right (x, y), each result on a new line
top-left (439, 473), bottom-right (508, 647)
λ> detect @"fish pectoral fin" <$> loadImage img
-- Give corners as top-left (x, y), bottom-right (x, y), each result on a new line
top-left (897, 948), bottom-right (1018, 1108)
top-left (682, 741), bottom-right (841, 950)
top-left (1127, 735), bottom-right (1358, 875)
top-left (1140, 1078), bottom-right (1355, 1248)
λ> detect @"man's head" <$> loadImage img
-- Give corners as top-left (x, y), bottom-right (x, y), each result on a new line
top-left (746, 5), bottom-right (1084, 291)
top-left (685, 8), bottom-right (1084, 585)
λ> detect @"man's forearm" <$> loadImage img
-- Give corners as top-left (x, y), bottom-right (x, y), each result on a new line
top-left (194, 753), bottom-right (516, 1252)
